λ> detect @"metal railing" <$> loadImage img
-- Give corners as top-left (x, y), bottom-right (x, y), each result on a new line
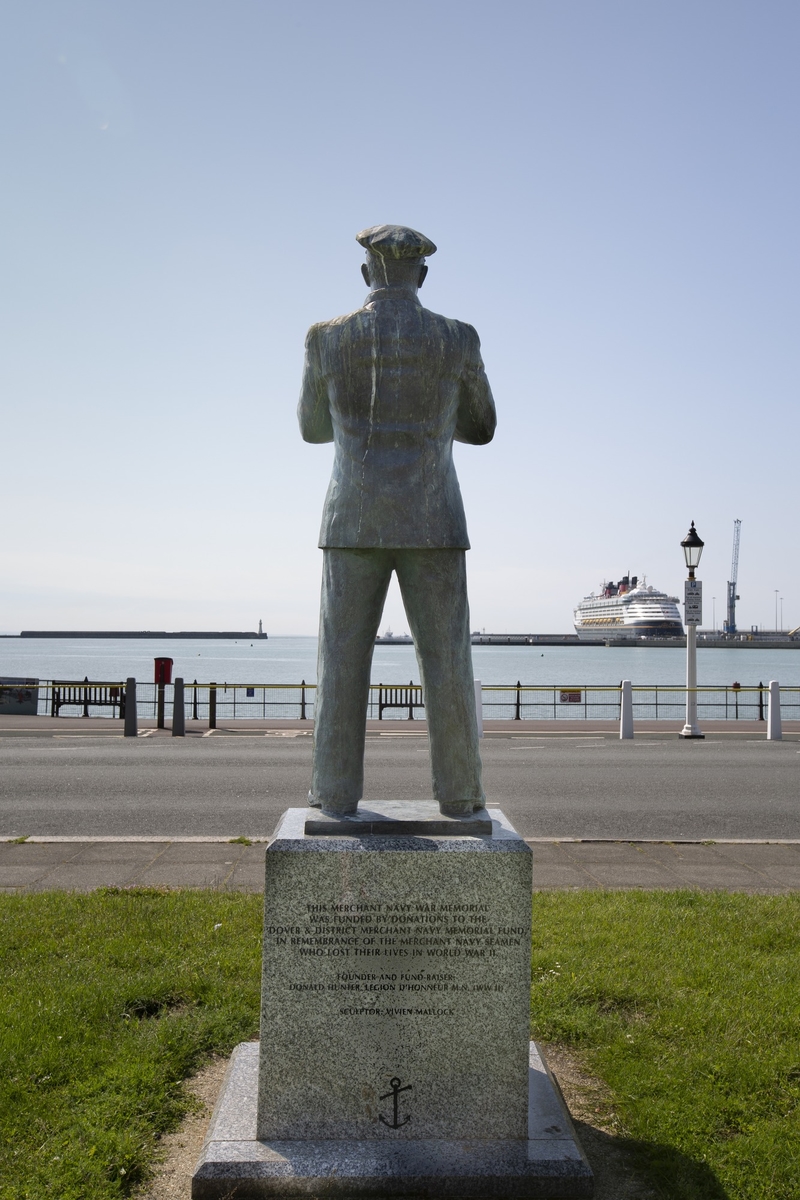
top-left (483, 682), bottom-right (800, 721)
top-left (9, 679), bottom-right (800, 723)
top-left (482, 684), bottom-right (621, 720)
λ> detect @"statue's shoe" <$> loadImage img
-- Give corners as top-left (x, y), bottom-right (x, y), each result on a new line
top-left (309, 793), bottom-right (360, 818)
top-left (439, 801), bottom-right (486, 817)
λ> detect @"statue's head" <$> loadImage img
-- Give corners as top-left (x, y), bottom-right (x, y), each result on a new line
top-left (356, 225), bottom-right (436, 292)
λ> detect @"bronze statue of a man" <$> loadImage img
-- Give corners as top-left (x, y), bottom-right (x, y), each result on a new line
top-left (299, 225), bottom-right (496, 817)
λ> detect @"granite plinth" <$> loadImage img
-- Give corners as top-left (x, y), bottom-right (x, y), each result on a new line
top-left (257, 808), bottom-right (531, 1142)
top-left (191, 1041), bottom-right (593, 1198)
top-left (305, 800), bottom-right (492, 836)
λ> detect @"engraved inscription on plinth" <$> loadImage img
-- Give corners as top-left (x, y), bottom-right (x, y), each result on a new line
top-left (257, 809), bottom-right (532, 1142)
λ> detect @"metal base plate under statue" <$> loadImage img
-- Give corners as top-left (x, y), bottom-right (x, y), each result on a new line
top-left (192, 804), bottom-right (593, 1198)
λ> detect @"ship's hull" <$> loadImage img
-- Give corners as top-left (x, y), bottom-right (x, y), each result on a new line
top-left (574, 619), bottom-right (684, 640)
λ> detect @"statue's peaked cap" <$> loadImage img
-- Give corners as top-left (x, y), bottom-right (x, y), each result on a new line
top-left (356, 224), bottom-right (437, 259)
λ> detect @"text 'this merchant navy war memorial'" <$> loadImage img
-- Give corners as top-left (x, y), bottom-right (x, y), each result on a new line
top-left (191, 226), bottom-right (593, 1197)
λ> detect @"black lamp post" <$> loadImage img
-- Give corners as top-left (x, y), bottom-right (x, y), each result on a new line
top-left (681, 521), bottom-right (704, 577)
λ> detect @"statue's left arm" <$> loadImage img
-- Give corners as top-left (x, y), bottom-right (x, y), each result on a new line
top-left (454, 324), bottom-right (497, 445)
top-left (298, 326), bottom-right (334, 444)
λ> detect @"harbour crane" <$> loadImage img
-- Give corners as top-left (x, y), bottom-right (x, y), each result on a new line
top-left (723, 519), bottom-right (742, 636)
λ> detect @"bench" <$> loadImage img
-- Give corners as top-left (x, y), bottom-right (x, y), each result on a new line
top-left (51, 678), bottom-right (127, 718)
top-left (377, 682), bottom-right (424, 720)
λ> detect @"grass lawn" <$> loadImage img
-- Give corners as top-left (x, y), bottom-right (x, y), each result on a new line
top-left (0, 889), bottom-right (796, 1199)
top-left (0, 890), bottom-right (262, 1200)
top-left (531, 891), bottom-right (800, 1200)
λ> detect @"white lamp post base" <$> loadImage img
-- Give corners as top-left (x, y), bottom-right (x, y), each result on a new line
top-left (679, 724), bottom-right (705, 739)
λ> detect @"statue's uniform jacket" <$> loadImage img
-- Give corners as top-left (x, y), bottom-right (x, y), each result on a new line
top-left (299, 286), bottom-right (496, 811)
top-left (298, 289), bottom-right (496, 548)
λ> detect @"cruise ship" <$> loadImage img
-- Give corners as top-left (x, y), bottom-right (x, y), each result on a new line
top-left (573, 575), bottom-right (684, 640)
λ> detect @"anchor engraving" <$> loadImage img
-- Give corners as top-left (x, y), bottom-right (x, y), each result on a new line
top-left (379, 1076), bottom-right (412, 1128)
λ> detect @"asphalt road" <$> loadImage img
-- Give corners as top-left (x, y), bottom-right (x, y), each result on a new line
top-left (1, 730), bottom-right (798, 840)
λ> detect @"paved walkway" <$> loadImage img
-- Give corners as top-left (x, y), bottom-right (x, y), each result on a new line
top-left (2, 837), bottom-right (798, 894)
top-left (2, 716), bottom-right (799, 736)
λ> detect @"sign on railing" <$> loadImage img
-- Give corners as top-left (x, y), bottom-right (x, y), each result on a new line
top-left (0, 678), bottom-right (39, 715)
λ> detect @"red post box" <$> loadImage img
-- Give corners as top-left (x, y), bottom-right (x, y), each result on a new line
top-left (154, 657), bottom-right (173, 685)
top-left (154, 658), bottom-right (174, 729)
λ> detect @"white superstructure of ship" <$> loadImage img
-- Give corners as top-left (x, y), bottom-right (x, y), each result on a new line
top-left (573, 575), bottom-right (684, 639)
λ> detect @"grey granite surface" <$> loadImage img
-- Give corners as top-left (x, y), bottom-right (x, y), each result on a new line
top-left (272, 806), bottom-right (525, 854)
top-left (192, 1041), bottom-right (593, 1198)
top-left (257, 808), bottom-right (531, 1142)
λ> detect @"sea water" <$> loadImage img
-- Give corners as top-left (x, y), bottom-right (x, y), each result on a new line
top-left (1, 636), bottom-right (799, 688)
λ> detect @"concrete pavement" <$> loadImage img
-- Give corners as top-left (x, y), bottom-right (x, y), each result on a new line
top-left (1, 836), bottom-right (798, 894)
top-left (2, 716), bottom-right (796, 737)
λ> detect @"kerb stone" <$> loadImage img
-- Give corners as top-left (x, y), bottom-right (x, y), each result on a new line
top-left (257, 807), bottom-right (532, 1142)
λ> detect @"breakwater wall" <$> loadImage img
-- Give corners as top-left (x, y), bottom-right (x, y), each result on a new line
top-left (15, 631), bottom-right (268, 641)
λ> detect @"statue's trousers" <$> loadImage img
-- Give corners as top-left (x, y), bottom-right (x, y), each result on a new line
top-left (311, 548), bottom-right (485, 811)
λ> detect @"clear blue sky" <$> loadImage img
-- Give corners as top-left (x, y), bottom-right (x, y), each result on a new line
top-left (3, 1), bottom-right (798, 635)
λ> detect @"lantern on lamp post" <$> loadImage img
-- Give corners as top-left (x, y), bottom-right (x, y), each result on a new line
top-left (680, 522), bottom-right (704, 739)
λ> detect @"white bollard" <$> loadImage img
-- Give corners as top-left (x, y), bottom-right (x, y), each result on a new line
top-left (474, 679), bottom-right (483, 739)
top-left (767, 680), bottom-right (782, 741)
top-left (619, 679), bottom-right (634, 739)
